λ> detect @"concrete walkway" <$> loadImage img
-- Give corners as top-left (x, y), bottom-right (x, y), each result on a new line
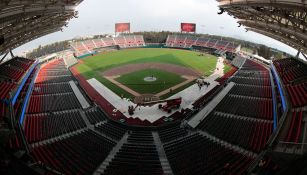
top-left (187, 82), bottom-right (235, 128)
top-left (152, 132), bottom-right (174, 175)
top-left (69, 80), bottom-right (90, 109)
top-left (93, 132), bottom-right (129, 175)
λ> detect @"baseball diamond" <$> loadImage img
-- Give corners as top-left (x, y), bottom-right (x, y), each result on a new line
top-left (76, 48), bottom-right (219, 99)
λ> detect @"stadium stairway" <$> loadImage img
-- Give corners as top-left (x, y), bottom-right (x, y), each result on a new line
top-left (92, 132), bottom-right (130, 175)
top-left (101, 131), bottom-right (164, 175)
top-left (152, 132), bottom-right (174, 175)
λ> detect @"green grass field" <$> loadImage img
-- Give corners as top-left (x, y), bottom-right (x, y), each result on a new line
top-left (115, 69), bottom-right (186, 94)
top-left (76, 48), bottom-right (218, 99)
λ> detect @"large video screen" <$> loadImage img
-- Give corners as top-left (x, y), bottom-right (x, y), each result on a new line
top-left (181, 23), bottom-right (196, 33)
top-left (115, 23), bottom-right (130, 33)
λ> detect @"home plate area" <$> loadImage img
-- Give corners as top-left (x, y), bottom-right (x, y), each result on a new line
top-left (87, 75), bottom-right (220, 124)
top-left (86, 57), bottom-right (225, 125)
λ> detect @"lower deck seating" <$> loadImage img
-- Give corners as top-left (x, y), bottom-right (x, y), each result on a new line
top-left (32, 130), bottom-right (116, 175)
top-left (229, 76), bottom-right (270, 86)
top-left (32, 82), bottom-right (73, 95)
top-left (229, 84), bottom-right (272, 98)
top-left (198, 112), bottom-right (273, 153)
top-left (27, 93), bottom-right (81, 113)
top-left (35, 75), bottom-right (72, 84)
top-left (24, 111), bottom-right (86, 143)
top-left (236, 70), bottom-right (269, 79)
top-left (215, 94), bottom-right (273, 120)
top-left (84, 107), bottom-right (107, 124)
top-left (38, 70), bottom-right (70, 77)
top-left (164, 133), bottom-right (253, 175)
top-left (103, 131), bottom-right (163, 175)
top-left (95, 122), bottom-right (126, 140)
top-left (158, 123), bottom-right (188, 143)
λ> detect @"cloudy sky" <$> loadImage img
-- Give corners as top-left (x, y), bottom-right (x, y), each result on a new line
top-left (15, 0), bottom-right (298, 56)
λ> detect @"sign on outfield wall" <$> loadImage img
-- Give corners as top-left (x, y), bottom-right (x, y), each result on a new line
top-left (181, 23), bottom-right (196, 33)
top-left (115, 23), bottom-right (130, 33)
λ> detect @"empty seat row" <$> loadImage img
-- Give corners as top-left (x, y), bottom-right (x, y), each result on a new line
top-left (0, 57), bottom-right (34, 72)
top-left (286, 83), bottom-right (307, 107)
top-left (198, 112), bottom-right (272, 153)
top-left (127, 130), bottom-right (154, 143)
top-left (274, 58), bottom-right (307, 84)
top-left (35, 75), bottom-right (72, 84)
top-left (236, 70), bottom-right (269, 79)
top-left (95, 122), bottom-right (126, 140)
top-left (216, 95), bottom-right (273, 120)
top-left (163, 133), bottom-right (253, 175)
top-left (103, 131), bottom-right (163, 175)
top-left (0, 66), bottom-right (25, 81)
top-left (84, 107), bottom-right (107, 124)
top-left (24, 111), bottom-right (86, 143)
top-left (32, 82), bottom-right (73, 95)
top-left (38, 70), bottom-right (70, 77)
top-left (230, 76), bottom-right (271, 86)
top-left (158, 123), bottom-right (188, 143)
top-left (41, 59), bottom-right (66, 68)
top-left (27, 93), bottom-right (81, 113)
top-left (273, 58), bottom-right (307, 108)
top-left (32, 130), bottom-right (116, 175)
top-left (284, 110), bottom-right (305, 143)
top-left (229, 84), bottom-right (272, 98)
top-left (241, 59), bottom-right (267, 71)
top-left (0, 81), bottom-right (16, 99)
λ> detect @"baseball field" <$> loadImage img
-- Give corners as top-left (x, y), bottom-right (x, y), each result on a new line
top-left (75, 48), bottom-right (219, 99)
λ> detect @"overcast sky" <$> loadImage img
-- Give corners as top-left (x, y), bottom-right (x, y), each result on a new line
top-left (14, 0), bottom-right (298, 56)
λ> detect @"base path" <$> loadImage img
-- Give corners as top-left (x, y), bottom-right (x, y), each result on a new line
top-left (155, 76), bottom-right (196, 97)
top-left (104, 76), bottom-right (141, 97)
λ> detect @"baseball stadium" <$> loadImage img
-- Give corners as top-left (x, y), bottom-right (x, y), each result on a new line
top-left (0, 1), bottom-right (307, 175)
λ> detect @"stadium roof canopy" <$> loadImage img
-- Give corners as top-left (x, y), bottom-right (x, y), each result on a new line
top-left (217, 0), bottom-right (307, 54)
top-left (0, 0), bottom-right (83, 56)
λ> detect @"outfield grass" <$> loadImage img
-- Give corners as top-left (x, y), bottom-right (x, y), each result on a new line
top-left (115, 69), bottom-right (186, 94)
top-left (76, 48), bottom-right (218, 99)
top-left (77, 48), bottom-right (217, 76)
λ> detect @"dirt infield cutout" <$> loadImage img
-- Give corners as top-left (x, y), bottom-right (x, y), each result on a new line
top-left (101, 63), bottom-right (199, 98)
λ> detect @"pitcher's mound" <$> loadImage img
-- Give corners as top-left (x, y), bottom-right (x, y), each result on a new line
top-left (144, 76), bottom-right (157, 82)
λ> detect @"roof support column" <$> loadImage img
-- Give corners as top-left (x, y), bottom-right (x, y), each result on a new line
top-left (9, 49), bottom-right (14, 58)
top-left (0, 51), bottom-right (9, 63)
top-left (295, 50), bottom-right (301, 58)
